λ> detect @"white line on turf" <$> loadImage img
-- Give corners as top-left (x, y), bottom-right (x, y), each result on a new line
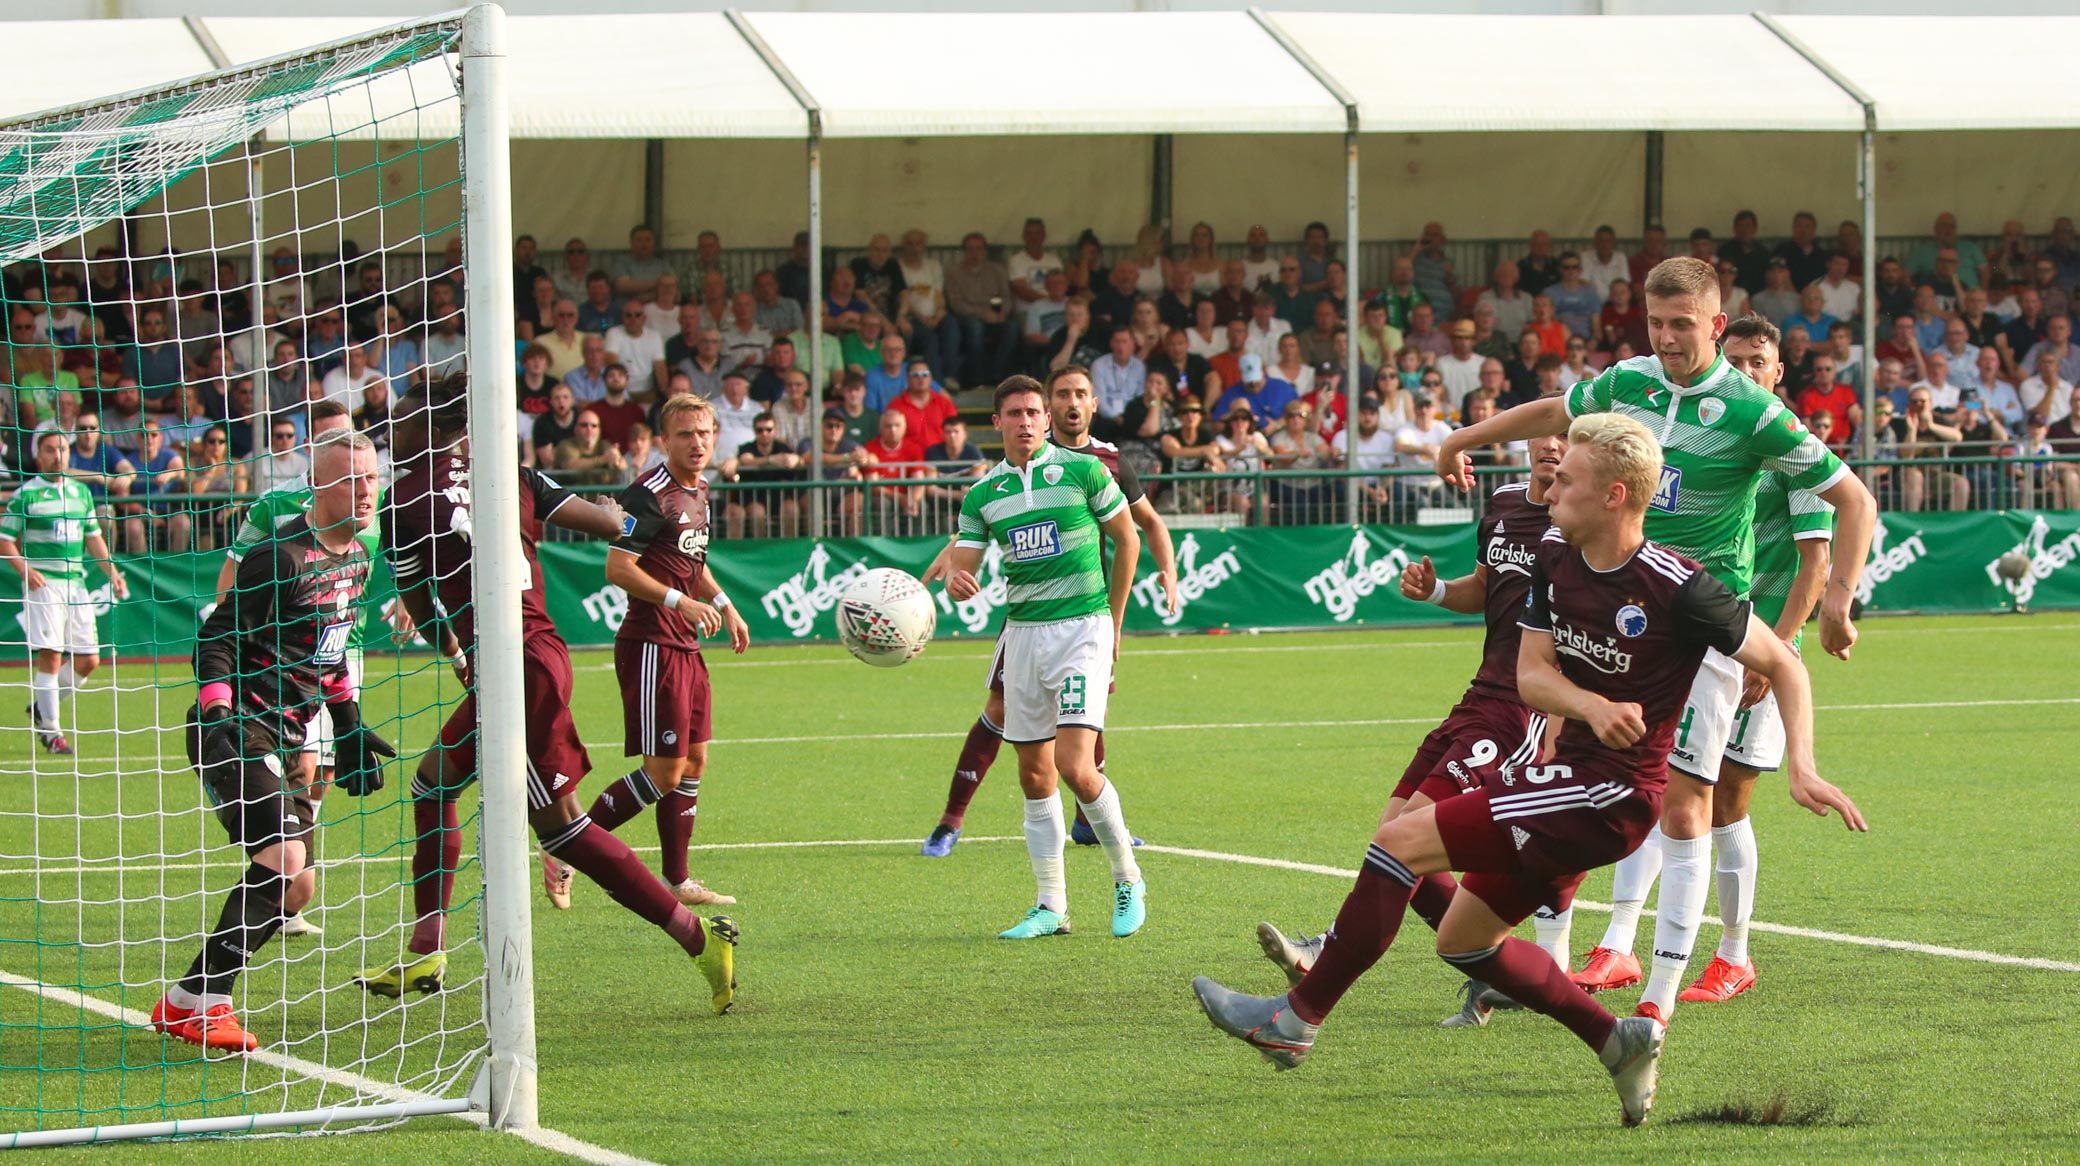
top-left (568, 694), bottom-right (2080, 748)
top-left (558, 618), bottom-right (2080, 672)
top-left (0, 971), bottom-right (664, 1166)
top-left (9, 835), bottom-right (2069, 975)
top-left (1128, 843), bottom-right (2080, 974)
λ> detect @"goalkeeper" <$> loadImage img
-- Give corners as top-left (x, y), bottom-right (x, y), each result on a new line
top-left (151, 431), bottom-right (394, 1053)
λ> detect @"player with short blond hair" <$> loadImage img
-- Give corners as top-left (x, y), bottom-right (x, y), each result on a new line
top-left (1434, 255), bottom-right (1877, 1026)
top-left (1193, 410), bottom-right (1865, 1127)
top-left (582, 391), bottom-right (751, 911)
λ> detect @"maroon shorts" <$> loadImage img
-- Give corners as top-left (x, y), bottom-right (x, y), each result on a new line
top-left (617, 639), bottom-right (711, 759)
top-left (438, 634), bottom-right (592, 810)
top-left (1390, 690), bottom-right (1547, 806)
top-left (986, 632), bottom-right (1117, 696)
top-left (1430, 758), bottom-right (1659, 925)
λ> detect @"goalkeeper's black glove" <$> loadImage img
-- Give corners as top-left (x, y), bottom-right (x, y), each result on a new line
top-left (327, 700), bottom-right (397, 796)
top-left (198, 703), bottom-right (243, 780)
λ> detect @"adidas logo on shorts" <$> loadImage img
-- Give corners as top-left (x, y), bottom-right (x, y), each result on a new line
top-left (1510, 826), bottom-right (1531, 851)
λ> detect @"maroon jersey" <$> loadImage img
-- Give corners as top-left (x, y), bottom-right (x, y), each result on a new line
top-left (384, 456), bottom-right (574, 650)
top-left (1519, 531), bottom-right (1750, 794)
top-left (614, 464), bottom-right (711, 652)
top-left (1467, 481), bottom-right (1550, 700)
top-left (1050, 433), bottom-right (1144, 505)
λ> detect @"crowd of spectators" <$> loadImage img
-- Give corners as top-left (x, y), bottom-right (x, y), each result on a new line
top-left (4, 208), bottom-right (2078, 548)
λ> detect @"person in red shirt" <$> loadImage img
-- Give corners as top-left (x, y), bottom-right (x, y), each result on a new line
top-left (1208, 318), bottom-right (1249, 410)
top-left (588, 363), bottom-right (649, 450)
top-left (1794, 352), bottom-right (1860, 439)
top-left (883, 357), bottom-right (959, 450)
top-left (1528, 294), bottom-right (1569, 357)
top-left (863, 409), bottom-right (927, 531)
top-left (1595, 279), bottom-right (1648, 356)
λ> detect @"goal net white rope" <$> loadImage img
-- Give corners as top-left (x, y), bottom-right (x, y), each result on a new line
top-left (0, 7), bottom-right (530, 1148)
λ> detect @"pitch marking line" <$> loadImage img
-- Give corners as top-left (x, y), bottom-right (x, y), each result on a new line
top-left (565, 695), bottom-right (2080, 748)
top-left (0, 972), bottom-right (664, 1166)
top-left (1134, 843), bottom-right (2080, 974)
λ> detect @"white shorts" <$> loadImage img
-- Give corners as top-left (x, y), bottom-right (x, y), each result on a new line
top-left (1667, 646), bottom-right (1740, 785)
top-left (1722, 687), bottom-right (1786, 773)
top-left (20, 579), bottom-right (99, 656)
top-left (999, 614), bottom-right (1113, 745)
top-left (302, 651), bottom-right (365, 760)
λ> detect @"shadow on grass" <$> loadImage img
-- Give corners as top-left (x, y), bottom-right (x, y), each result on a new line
top-left (1668, 1091), bottom-right (1856, 1127)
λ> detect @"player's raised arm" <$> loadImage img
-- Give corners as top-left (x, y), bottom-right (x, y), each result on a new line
top-left (1127, 497), bottom-right (1180, 615)
top-left (1436, 395), bottom-right (1572, 490)
top-left (1813, 471), bottom-right (1875, 660)
top-left (1399, 555), bottom-right (1488, 614)
top-left (1730, 611), bottom-right (1865, 831)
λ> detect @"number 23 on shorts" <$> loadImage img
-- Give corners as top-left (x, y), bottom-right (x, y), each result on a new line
top-left (1059, 674), bottom-right (1087, 716)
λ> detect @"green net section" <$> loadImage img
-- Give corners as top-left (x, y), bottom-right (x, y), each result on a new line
top-left (0, 16), bottom-right (492, 1145)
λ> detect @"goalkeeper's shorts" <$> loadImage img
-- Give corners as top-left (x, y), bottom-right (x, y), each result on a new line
top-left (185, 703), bottom-right (317, 855)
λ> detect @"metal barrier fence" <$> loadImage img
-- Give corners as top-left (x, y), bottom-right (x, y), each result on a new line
top-left (530, 454), bottom-right (2080, 544)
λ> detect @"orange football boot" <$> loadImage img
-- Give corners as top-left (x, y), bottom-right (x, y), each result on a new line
top-left (1570, 945), bottom-right (1643, 993)
top-left (1678, 955), bottom-right (1756, 1003)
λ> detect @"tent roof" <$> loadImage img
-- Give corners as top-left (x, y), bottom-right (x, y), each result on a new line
top-left (1269, 13), bottom-right (1865, 133)
top-left (205, 14), bottom-right (807, 139)
top-left (0, 20), bottom-right (217, 126)
top-left (743, 11), bottom-right (1348, 138)
top-left (1777, 15), bottom-right (2080, 132)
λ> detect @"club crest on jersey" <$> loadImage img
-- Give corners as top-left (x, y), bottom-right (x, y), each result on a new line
top-left (1697, 397), bottom-right (1726, 426)
top-left (1042, 464), bottom-right (1064, 486)
top-left (1615, 603), bottom-right (1649, 637)
top-left (1650, 465), bottom-right (1681, 514)
top-left (1008, 520), bottom-right (1062, 562)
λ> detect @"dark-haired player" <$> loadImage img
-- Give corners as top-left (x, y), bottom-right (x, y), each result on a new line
top-left (1255, 427), bottom-right (1568, 1028)
top-left (918, 365), bottom-right (1179, 857)
top-left (583, 393), bottom-right (750, 909)
top-left (151, 431), bottom-right (392, 1052)
top-left (1193, 413), bottom-right (1865, 1127)
top-left (361, 376), bottom-right (737, 1014)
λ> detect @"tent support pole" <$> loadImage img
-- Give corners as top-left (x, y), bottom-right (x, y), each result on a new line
top-left (1644, 131), bottom-right (1664, 233)
top-left (1753, 11), bottom-right (1880, 461)
top-left (1150, 134), bottom-right (1173, 234)
top-left (643, 139), bottom-right (665, 240)
top-left (1247, 6), bottom-right (1363, 521)
top-left (727, 8), bottom-right (826, 527)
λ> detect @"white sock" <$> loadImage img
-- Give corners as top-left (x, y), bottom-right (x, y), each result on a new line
top-left (1599, 826), bottom-right (1664, 951)
top-left (1533, 905), bottom-right (1574, 971)
top-left (1076, 780), bottom-right (1142, 885)
top-left (1640, 831), bottom-right (1712, 1016)
top-left (57, 662), bottom-right (78, 700)
top-left (30, 671), bottom-right (59, 731)
top-left (1713, 817), bottom-right (1759, 966)
top-left (1022, 796), bottom-right (1067, 913)
top-left (162, 983), bottom-right (200, 1010)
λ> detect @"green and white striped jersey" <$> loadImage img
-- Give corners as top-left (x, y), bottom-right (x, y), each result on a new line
top-left (1748, 472), bottom-right (1835, 642)
top-left (0, 476), bottom-right (100, 581)
top-left (955, 443), bottom-right (1126, 626)
top-left (1565, 354), bottom-right (1848, 596)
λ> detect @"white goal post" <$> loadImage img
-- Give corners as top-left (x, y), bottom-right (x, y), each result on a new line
top-left (0, 4), bottom-right (530, 1148)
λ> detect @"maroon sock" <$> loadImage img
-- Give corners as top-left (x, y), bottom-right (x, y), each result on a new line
top-left (586, 770), bottom-right (661, 833)
top-left (658, 777), bottom-right (699, 885)
top-left (1445, 937), bottom-right (1616, 1052)
top-left (541, 816), bottom-right (705, 957)
top-left (1288, 845), bottom-right (1417, 1025)
top-left (409, 799), bottom-right (459, 955)
top-left (1409, 872), bottom-right (1459, 931)
top-left (940, 716), bottom-right (1003, 829)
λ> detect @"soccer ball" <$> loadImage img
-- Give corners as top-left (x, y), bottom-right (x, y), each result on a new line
top-left (836, 568), bottom-right (937, 668)
top-left (1996, 551), bottom-right (2032, 581)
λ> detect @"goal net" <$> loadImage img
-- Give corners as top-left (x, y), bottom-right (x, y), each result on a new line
top-left (0, 7), bottom-right (529, 1148)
